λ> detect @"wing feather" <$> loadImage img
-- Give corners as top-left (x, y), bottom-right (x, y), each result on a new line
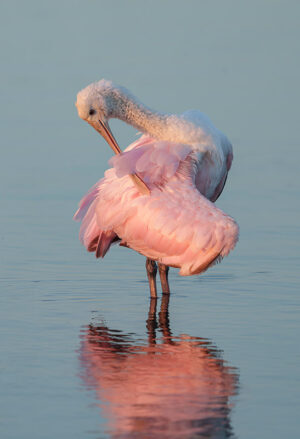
top-left (74, 135), bottom-right (238, 274)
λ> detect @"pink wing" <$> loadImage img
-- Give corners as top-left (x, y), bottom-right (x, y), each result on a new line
top-left (74, 135), bottom-right (239, 274)
top-left (96, 177), bottom-right (238, 275)
top-left (74, 180), bottom-right (119, 257)
top-left (74, 135), bottom-right (193, 257)
top-left (109, 135), bottom-right (192, 188)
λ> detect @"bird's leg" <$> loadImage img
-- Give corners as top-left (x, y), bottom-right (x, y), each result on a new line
top-left (146, 298), bottom-right (158, 345)
top-left (146, 258), bottom-right (158, 298)
top-left (160, 291), bottom-right (170, 314)
top-left (158, 263), bottom-right (170, 295)
top-left (158, 293), bottom-right (173, 345)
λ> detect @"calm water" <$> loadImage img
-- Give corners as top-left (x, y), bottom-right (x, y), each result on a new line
top-left (1, 1), bottom-right (299, 438)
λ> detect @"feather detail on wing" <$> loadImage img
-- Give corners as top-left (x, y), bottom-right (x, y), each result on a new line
top-left (74, 179), bottom-right (120, 257)
top-left (74, 134), bottom-right (239, 275)
top-left (110, 178), bottom-right (239, 276)
top-left (109, 135), bottom-right (192, 187)
top-left (92, 168), bottom-right (238, 275)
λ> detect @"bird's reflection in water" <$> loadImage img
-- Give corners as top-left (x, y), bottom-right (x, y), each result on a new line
top-left (79, 295), bottom-right (239, 438)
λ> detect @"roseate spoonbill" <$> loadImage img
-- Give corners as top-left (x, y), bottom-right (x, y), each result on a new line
top-left (79, 298), bottom-right (238, 438)
top-left (74, 80), bottom-right (239, 297)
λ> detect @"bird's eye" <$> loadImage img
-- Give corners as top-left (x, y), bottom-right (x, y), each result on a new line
top-left (89, 108), bottom-right (96, 116)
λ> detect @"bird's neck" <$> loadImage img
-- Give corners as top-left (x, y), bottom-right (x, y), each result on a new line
top-left (108, 89), bottom-right (204, 145)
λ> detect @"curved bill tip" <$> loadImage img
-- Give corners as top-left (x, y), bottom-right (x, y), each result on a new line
top-left (130, 174), bottom-right (151, 196)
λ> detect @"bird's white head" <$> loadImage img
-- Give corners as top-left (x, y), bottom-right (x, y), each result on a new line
top-left (75, 79), bottom-right (115, 122)
top-left (75, 79), bottom-right (122, 155)
top-left (75, 79), bottom-right (151, 195)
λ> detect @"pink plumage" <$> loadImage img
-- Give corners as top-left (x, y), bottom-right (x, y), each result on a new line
top-left (74, 134), bottom-right (238, 276)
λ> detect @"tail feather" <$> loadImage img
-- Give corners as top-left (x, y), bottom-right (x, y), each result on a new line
top-left (96, 231), bottom-right (119, 258)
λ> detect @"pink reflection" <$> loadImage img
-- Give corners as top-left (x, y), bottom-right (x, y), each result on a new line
top-left (79, 298), bottom-right (238, 438)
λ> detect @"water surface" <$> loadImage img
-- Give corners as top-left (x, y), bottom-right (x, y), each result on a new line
top-left (1, 1), bottom-right (300, 438)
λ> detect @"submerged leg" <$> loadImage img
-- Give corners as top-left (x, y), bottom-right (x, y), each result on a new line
top-left (158, 263), bottom-right (170, 294)
top-left (146, 297), bottom-right (158, 345)
top-left (146, 258), bottom-right (158, 298)
top-left (159, 293), bottom-right (173, 344)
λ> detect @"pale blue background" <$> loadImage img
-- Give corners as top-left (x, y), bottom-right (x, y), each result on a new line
top-left (1, 1), bottom-right (299, 438)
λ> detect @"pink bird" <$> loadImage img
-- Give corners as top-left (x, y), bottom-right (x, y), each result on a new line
top-left (74, 80), bottom-right (239, 297)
